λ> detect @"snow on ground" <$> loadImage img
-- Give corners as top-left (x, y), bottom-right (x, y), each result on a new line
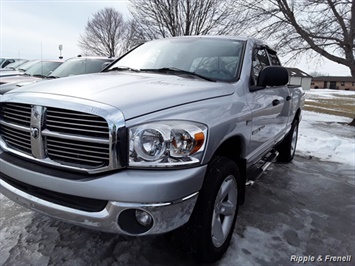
top-left (306, 88), bottom-right (355, 98)
top-left (297, 111), bottom-right (354, 167)
top-left (296, 90), bottom-right (355, 168)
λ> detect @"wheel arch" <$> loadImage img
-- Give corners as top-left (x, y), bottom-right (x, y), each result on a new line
top-left (211, 135), bottom-right (247, 205)
top-left (294, 108), bottom-right (301, 124)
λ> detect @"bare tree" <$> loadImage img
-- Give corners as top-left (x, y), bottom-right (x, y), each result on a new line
top-left (309, 71), bottom-right (329, 77)
top-left (236, 0), bottom-right (354, 77)
top-left (127, 0), bottom-right (250, 40)
top-left (78, 8), bottom-right (126, 57)
top-left (120, 20), bottom-right (147, 54)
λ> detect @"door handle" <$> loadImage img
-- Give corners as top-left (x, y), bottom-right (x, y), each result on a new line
top-left (272, 99), bottom-right (280, 106)
top-left (286, 96), bottom-right (292, 101)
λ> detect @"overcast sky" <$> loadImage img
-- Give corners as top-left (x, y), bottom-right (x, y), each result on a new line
top-left (0, 0), bottom-right (351, 76)
top-left (0, 0), bottom-right (129, 59)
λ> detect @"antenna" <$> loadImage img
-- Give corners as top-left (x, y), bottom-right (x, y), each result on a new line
top-left (41, 42), bottom-right (44, 76)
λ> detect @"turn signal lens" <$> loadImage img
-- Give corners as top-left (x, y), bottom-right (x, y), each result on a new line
top-left (192, 132), bottom-right (205, 154)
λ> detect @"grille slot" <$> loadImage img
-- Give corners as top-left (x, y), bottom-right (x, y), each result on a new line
top-left (47, 136), bottom-right (110, 168)
top-left (2, 103), bottom-right (31, 127)
top-left (0, 122), bottom-right (31, 155)
top-left (46, 107), bottom-right (109, 138)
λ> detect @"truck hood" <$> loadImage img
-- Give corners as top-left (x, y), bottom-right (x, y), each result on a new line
top-left (0, 76), bottom-right (42, 94)
top-left (0, 70), bottom-right (23, 77)
top-left (0, 75), bottom-right (41, 84)
top-left (7, 72), bottom-right (235, 119)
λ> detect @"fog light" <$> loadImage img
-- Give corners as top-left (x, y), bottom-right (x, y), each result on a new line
top-left (135, 210), bottom-right (153, 227)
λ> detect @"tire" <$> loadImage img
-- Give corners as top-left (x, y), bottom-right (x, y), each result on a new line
top-left (277, 119), bottom-right (299, 162)
top-left (183, 156), bottom-right (241, 263)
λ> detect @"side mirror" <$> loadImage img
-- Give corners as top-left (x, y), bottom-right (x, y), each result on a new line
top-left (258, 66), bottom-right (289, 87)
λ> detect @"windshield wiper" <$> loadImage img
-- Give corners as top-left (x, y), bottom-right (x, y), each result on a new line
top-left (46, 75), bottom-right (59, 79)
top-left (140, 67), bottom-right (216, 82)
top-left (32, 74), bottom-right (45, 78)
top-left (105, 66), bottom-right (140, 72)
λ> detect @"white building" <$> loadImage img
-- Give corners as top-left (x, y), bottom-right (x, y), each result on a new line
top-left (286, 67), bottom-right (313, 90)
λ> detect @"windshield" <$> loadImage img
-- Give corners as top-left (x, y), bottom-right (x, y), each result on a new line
top-left (17, 60), bottom-right (40, 71)
top-left (25, 61), bottom-right (62, 77)
top-left (108, 38), bottom-right (244, 82)
top-left (49, 58), bottom-right (112, 78)
top-left (4, 60), bottom-right (28, 70)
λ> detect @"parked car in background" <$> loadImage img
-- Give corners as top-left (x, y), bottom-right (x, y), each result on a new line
top-left (1, 59), bottom-right (28, 70)
top-left (0, 58), bottom-right (26, 68)
top-left (0, 60), bottom-right (62, 91)
top-left (0, 60), bottom-right (41, 78)
top-left (0, 57), bottom-right (114, 95)
top-left (47, 56), bottom-right (114, 79)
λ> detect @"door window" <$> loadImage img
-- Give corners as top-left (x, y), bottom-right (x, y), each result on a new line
top-left (252, 49), bottom-right (270, 84)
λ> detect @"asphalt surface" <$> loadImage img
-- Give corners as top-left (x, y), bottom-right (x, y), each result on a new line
top-left (0, 156), bottom-right (354, 266)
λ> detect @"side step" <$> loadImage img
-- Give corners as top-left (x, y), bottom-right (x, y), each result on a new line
top-left (245, 150), bottom-right (279, 186)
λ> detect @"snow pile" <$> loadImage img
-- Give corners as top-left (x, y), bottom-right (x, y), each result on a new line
top-left (296, 90), bottom-right (355, 168)
top-left (297, 111), bottom-right (354, 167)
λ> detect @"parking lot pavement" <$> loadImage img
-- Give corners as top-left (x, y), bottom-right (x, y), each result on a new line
top-left (1, 156), bottom-right (354, 266)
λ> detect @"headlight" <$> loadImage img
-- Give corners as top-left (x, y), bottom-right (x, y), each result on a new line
top-left (129, 121), bottom-right (207, 168)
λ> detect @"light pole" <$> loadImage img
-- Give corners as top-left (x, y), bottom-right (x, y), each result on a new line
top-left (59, 44), bottom-right (63, 59)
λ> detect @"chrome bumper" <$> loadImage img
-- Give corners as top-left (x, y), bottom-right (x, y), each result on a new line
top-left (0, 145), bottom-right (206, 234)
top-left (0, 178), bottom-right (198, 235)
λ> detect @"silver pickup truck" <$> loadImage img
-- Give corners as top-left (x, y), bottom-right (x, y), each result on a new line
top-left (0, 36), bottom-right (304, 262)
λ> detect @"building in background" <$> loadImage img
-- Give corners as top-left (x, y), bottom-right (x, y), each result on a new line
top-left (286, 67), bottom-right (312, 90)
top-left (311, 76), bottom-right (355, 91)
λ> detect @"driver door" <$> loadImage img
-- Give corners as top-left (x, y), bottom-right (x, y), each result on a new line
top-left (247, 48), bottom-right (289, 162)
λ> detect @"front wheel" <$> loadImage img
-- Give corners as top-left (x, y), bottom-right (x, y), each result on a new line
top-left (184, 156), bottom-right (241, 263)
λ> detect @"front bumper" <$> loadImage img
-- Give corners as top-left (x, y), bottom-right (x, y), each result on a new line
top-left (0, 151), bottom-right (207, 235)
top-left (0, 177), bottom-right (198, 235)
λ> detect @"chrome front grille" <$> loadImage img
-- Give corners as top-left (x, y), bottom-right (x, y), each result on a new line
top-left (0, 102), bottom-right (120, 173)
